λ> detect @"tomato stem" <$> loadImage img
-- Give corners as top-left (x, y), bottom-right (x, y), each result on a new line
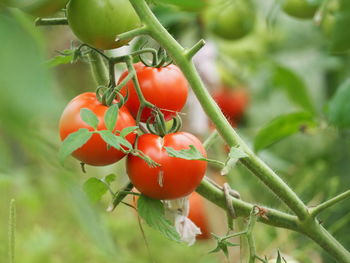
top-left (185, 39), bottom-right (206, 60)
top-left (35, 17), bottom-right (68, 26)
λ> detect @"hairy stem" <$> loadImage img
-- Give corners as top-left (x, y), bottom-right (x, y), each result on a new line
top-left (310, 190), bottom-right (350, 217)
top-left (87, 50), bottom-right (109, 86)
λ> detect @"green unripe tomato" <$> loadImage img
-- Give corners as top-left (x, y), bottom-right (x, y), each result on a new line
top-left (204, 0), bottom-right (255, 41)
top-left (320, 0), bottom-right (339, 37)
top-left (67, 0), bottom-right (141, 50)
top-left (282, 0), bottom-right (319, 19)
top-left (6, 0), bottom-right (68, 17)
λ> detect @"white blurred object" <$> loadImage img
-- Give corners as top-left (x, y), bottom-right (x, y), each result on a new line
top-left (164, 196), bottom-right (201, 246)
top-left (187, 41), bottom-right (220, 135)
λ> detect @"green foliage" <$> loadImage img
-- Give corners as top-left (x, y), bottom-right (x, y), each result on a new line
top-left (254, 112), bottom-right (316, 151)
top-left (329, 0), bottom-right (350, 53)
top-left (104, 104), bottom-right (119, 131)
top-left (45, 49), bottom-right (75, 68)
top-left (221, 147), bottom-right (248, 175)
top-left (80, 108), bottom-right (99, 129)
top-left (327, 79), bottom-right (350, 128)
top-left (59, 128), bottom-right (93, 163)
top-left (99, 130), bottom-right (132, 150)
top-left (271, 64), bottom-right (315, 113)
top-left (137, 195), bottom-right (181, 242)
top-left (83, 177), bottom-right (109, 203)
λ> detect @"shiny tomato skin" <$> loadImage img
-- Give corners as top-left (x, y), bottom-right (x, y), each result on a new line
top-left (67, 0), bottom-right (141, 50)
top-left (212, 87), bottom-right (249, 126)
top-left (127, 132), bottom-right (207, 200)
top-left (59, 92), bottom-right (136, 166)
top-left (119, 63), bottom-right (188, 122)
top-left (188, 192), bottom-right (211, 240)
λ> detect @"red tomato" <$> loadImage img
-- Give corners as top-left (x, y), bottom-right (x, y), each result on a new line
top-left (212, 87), bottom-right (249, 126)
top-left (119, 63), bottom-right (188, 122)
top-left (59, 92), bottom-right (136, 166)
top-left (188, 192), bottom-right (211, 240)
top-left (127, 132), bottom-right (207, 200)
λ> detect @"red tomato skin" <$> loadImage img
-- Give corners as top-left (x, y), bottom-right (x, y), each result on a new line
top-left (119, 63), bottom-right (188, 122)
top-left (127, 132), bottom-right (207, 200)
top-left (212, 88), bottom-right (249, 126)
top-left (59, 92), bottom-right (136, 166)
top-left (188, 192), bottom-right (211, 240)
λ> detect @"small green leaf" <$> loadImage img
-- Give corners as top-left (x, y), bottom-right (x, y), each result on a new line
top-left (99, 130), bottom-right (132, 150)
top-left (83, 177), bottom-right (109, 203)
top-left (327, 79), bottom-right (350, 129)
top-left (165, 145), bottom-right (206, 160)
top-left (59, 128), bottom-right (92, 163)
top-left (137, 195), bottom-right (181, 242)
top-left (221, 147), bottom-right (248, 175)
top-left (104, 104), bottom-right (119, 131)
top-left (254, 112), bottom-right (316, 152)
top-left (80, 108), bottom-right (99, 129)
top-left (45, 49), bottom-right (74, 68)
top-left (272, 65), bottom-right (314, 113)
top-left (165, 145), bottom-right (224, 166)
top-left (104, 174), bottom-right (117, 185)
top-left (120, 126), bottom-right (139, 138)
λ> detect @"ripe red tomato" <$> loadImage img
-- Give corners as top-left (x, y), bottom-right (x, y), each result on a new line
top-left (67, 0), bottom-right (141, 50)
top-left (119, 62), bottom-right (188, 122)
top-left (212, 87), bottom-right (249, 126)
top-left (126, 132), bottom-right (207, 200)
top-left (188, 192), bottom-right (211, 240)
top-left (59, 92), bottom-right (136, 166)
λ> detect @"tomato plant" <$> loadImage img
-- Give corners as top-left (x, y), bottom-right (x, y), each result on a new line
top-left (119, 62), bottom-right (188, 122)
top-left (59, 92), bottom-right (136, 166)
top-left (67, 0), bottom-right (141, 50)
top-left (203, 0), bottom-right (255, 41)
top-left (126, 132), bottom-right (207, 200)
top-left (212, 87), bottom-right (249, 126)
top-left (282, 0), bottom-right (319, 19)
top-left (7, 0), bottom-right (68, 17)
top-left (188, 192), bottom-right (211, 240)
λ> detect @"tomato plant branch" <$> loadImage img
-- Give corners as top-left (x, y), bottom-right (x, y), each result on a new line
top-left (87, 50), bottom-right (109, 86)
top-left (115, 26), bottom-right (149, 42)
top-left (185, 39), bottom-right (206, 60)
top-left (35, 17), bottom-right (68, 26)
top-left (247, 208), bottom-right (258, 263)
top-left (310, 189), bottom-right (350, 217)
top-left (128, 1), bottom-right (350, 261)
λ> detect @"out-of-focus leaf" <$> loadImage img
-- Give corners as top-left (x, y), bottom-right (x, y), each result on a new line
top-left (272, 65), bottom-right (315, 113)
top-left (254, 112), bottom-right (316, 151)
top-left (45, 50), bottom-right (75, 68)
top-left (329, 0), bottom-right (350, 54)
top-left (80, 108), bottom-right (99, 129)
top-left (327, 79), bottom-right (350, 128)
top-left (59, 128), bottom-right (92, 163)
top-left (153, 0), bottom-right (205, 11)
top-left (104, 104), bottom-right (119, 131)
top-left (83, 177), bottom-right (108, 203)
top-left (137, 194), bottom-right (181, 242)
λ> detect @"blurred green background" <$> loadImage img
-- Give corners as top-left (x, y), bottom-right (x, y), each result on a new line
top-left (0, 0), bottom-right (350, 262)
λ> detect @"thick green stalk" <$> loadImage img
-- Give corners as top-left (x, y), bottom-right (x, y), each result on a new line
top-left (88, 50), bottom-right (109, 86)
top-left (127, 1), bottom-right (350, 261)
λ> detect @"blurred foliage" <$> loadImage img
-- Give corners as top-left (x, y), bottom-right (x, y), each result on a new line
top-left (1, 0), bottom-right (350, 262)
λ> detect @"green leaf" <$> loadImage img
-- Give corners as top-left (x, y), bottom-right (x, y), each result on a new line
top-left (83, 177), bottom-right (109, 203)
top-left (80, 108), bottom-right (99, 129)
top-left (137, 195), bottom-right (181, 242)
top-left (254, 112), bottom-right (316, 152)
top-left (327, 79), bottom-right (350, 128)
top-left (329, 0), bottom-right (350, 54)
top-left (45, 49), bottom-right (75, 68)
top-left (120, 126), bottom-right (139, 138)
top-left (104, 174), bottom-right (117, 185)
top-left (276, 250), bottom-right (282, 263)
top-left (221, 147), bottom-right (248, 175)
top-left (165, 145), bottom-right (206, 161)
top-left (272, 65), bottom-right (314, 113)
top-left (104, 104), bottom-right (119, 131)
top-left (99, 130), bottom-right (132, 150)
top-left (59, 128), bottom-right (92, 163)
